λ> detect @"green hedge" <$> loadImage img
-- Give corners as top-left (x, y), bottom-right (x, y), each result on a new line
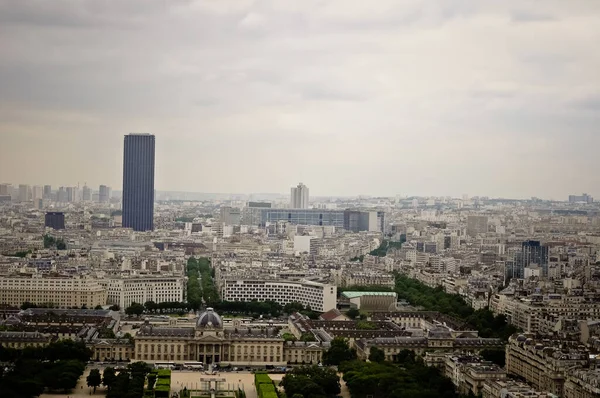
top-left (254, 373), bottom-right (277, 398)
top-left (157, 369), bottom-right (172, 377)
top-left (254, 372), bottom-right (272, 385)
top-left (258, 383), bottom-right (278, 398)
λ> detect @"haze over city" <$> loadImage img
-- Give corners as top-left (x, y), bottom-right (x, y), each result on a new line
top-left (1, 1), bottom-right (599, 198)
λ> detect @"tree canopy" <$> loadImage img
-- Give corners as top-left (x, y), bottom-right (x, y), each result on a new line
top-left (322, 337), bottom-right (357, 366)
top-left (87, 368), bottom-right (102, 392)
top-left (281, 366), bottom-right (340, 398)
top-left (341, 350), bottom-right (459, 398)
top-left (368, 347), bottom-right (386, 363)
top-left (394, 274), bottom-right (518, 340)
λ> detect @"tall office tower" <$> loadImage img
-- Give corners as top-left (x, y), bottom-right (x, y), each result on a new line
top-left (18, 184), bottom-right (30, 202)
top-left (66, 186), bottom-right (79, 202)
top-left (290, 182), bottom-right (309, 209)
top-left (122, 133), bottom-right (155, 231)
top-left (0, 183), bottom-right (12, 197)
top-left (99, 185), bottom-right (111, 203)
top-left (43, 185), bottom-right (52, 200)
top-left (466, 215), bottom-right (488, 237)
top-left (32, 185), bottom-right (43, 202)
top-left (57, 187), bottom-right (67, 203)
top-left (82, 185), bottom-right (92, 201)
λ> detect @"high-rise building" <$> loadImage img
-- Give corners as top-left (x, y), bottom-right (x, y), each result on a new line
top-left (43, 185), bottom-right (52, 200)
top-left (32, 185), bottom-right (43, 202)
top-left (122, 133), bottom-right (155, 231)
top-left (466, 215), bottom-right (488, 237)
top-left (82, 185), bottom-right (91, 201)
top-left (66, 186), bottom-right (79, 203)
top-left (290, 182), bottom-right (309, 209)
top-left (45, 212), bottom-right (65, 230)
top-left (0, 183), bottom-right (12, 197)
top-left (18, 184), bottom-right (30, 202)
top-left (99, 185), bottom-right (111, 203)
top-left (57, 187), bottom-right (68, 203)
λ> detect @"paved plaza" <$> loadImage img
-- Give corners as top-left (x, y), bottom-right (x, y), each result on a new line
top-left (40, 368), bottom-right (350, 398)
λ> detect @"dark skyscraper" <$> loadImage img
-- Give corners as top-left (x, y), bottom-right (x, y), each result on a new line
top-left (45, 212), bottom-right (65, 230)
top-left (122, 133), bottom-right (155, 231)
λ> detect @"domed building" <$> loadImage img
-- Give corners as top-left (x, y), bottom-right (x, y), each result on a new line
top-left (132, 308), bottom-right (326, 366)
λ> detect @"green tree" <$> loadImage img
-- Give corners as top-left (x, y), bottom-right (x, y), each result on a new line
top-left (87, 368), bottom-right (102, 392)
top-left (322, 337), bottom-right (357, 366)
top-left (147, 373), bottom-right (157, 389)
top-left (281, 366), bottom-right (340, 398)
top-left (125, 302), bottom-right (145, 316)
top-left (109, 304), bottom-right (121, 311)
top-left (94, 305), bottom-right (104, 310)
top-left (346, 308), bottom-right (360, 319)
top-left (284, 301), bottom-right (305, 314)
top-left (144, 300), bottom-right (158, 313)
top-left (103, 367), bottom-right (117, 391)
top-left (368, 347), bottom-right (386, 363)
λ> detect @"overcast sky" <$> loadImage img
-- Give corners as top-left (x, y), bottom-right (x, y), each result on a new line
top-left (1, 1), bottom-right (599, 199)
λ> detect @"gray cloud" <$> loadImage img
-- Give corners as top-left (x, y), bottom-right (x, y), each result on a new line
top-left (1, 0), bottom-right (600, 198)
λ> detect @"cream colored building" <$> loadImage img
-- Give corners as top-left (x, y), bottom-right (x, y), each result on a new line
top-left (506, 334), bottom-right (589, 396)
top-left (133, 308), bottom-right (327, 366)
top-left (564, 369), bottom-right (600, 398)
top-left (482, 379), bottom-right (555, 398)
top-left (99, 276), bottom-right (186, 309)
top-left (0, 276), bottom-right (107, 308)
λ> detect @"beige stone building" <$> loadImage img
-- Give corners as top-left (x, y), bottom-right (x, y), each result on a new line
top-left (482, 379), bottom-right (555, 398)
top-left (0, 331), bottom-right (52, 349)
top-left (444, 355), bottom-right (506, 396)
top-left (0, 276), bottom-right (107, 308)
top-left (506, 334), bottom-right (589, 396)
top-left (564, 369), bottom-right (600, 398)
top-left (133, 308), bottom-right (327, 366)
top-left (90, 338), bottom-right (135, 362)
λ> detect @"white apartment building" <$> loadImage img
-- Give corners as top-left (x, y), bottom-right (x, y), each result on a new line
top-left (100, 276), bottom-right (186, 309)
top-left (290, 182), bottom-right (309, 209)
top-left (221, 279), bottom-right (336, 312)
top-left (0, 276), bottom-right (107, 308)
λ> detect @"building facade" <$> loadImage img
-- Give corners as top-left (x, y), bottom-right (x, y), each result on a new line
top-left (100, 276), bottom-right (186, 309)
top-left (505, 334), bottom-right (589, 396)
top-left (133, 309), bottom-right (327, 366)
top-left (0, 276), bottom-right (107, 308)
top-left (99, 185), bottom-right (111, 203)
top-left (220, 279), bottom-right (337, 313)
top-left (122, 133), bottom-right (155, 231)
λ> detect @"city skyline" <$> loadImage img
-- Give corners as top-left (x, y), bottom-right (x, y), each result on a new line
top-left (1, 2), bottom-right (599, 198)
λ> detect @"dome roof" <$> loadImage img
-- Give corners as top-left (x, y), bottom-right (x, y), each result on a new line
top-left (196, 307), bottom-right (222, 328)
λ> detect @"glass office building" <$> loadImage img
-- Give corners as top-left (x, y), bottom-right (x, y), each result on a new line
top-left (122, 133), bottom-right (155, 231)
top-left (261, 209), bottom-right (345, 228)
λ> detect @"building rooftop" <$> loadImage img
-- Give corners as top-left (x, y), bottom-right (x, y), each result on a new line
top-left (341, 291), bottom-right (397, 299)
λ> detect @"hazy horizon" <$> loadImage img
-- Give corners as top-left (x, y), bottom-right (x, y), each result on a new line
top-left (1, 1), bottom-right (599, 199)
